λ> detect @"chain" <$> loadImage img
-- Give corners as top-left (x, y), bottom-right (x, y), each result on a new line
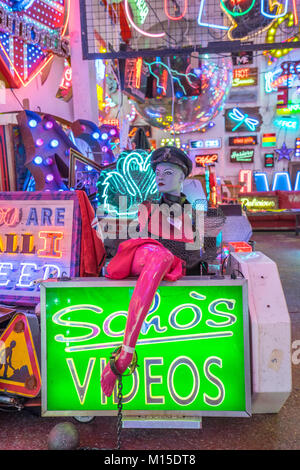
top-left (116, 376), bottom-right (123, 450)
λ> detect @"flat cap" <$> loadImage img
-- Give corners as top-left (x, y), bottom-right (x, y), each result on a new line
top-left (150, 146), bottom-right (192, 177)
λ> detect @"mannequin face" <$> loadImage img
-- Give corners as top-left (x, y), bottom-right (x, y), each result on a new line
top-left (155, 162), bottom-right (185, 196)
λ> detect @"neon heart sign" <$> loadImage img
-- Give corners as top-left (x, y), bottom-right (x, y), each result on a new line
top-left (0, 0), bottom-right (70, 88)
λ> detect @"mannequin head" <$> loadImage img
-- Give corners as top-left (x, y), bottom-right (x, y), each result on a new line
top-left (155, 162), bottom-right (185, 196)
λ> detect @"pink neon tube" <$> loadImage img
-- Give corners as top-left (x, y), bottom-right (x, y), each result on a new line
top-left (164, 0), bottom-right (187, 20)
top-left (124, 0), bottom-right (166, 38)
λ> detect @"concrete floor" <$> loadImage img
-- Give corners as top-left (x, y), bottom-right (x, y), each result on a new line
top-left (0, 231), bottom-right (299, 451)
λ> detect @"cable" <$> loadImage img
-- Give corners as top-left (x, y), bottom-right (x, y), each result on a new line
top-left (10, 88), bottom-right (24, 110)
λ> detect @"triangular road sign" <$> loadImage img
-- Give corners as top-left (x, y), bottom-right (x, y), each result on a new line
top-left (0, 313), bottom-right (41, 397)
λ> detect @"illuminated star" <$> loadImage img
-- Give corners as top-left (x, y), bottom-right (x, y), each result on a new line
top-left (275, 142), bottom-right (294, 161)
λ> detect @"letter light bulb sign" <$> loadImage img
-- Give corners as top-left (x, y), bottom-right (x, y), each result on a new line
top-left (0, 193), bottom-right (81, 305)
top-left (40, 279), bottom-right (251, 417)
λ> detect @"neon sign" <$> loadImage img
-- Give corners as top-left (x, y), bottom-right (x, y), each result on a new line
top-left (225, 108), bottom-right (262, 132)
top-left (41, 279), bottom-right (251, 417)
top-left (272, 171), bottom-right (292, 191)
top-left (254, 172), bottom-right (270, 192)
top-left (274, 117), bottom-right (298, 130)
top-left (239, 170), bottom-right (253, 193)
top-left (232, 67), bottom-right (258, 87)
top-left (195, 154), bottom-right (218, 166)
top-left (0, 0), bottom-right (70, 88)
top-left (240, 197), bottom-right (278, 210)
top-left (275, 142), bottom-right (294, 161)
top-left (264, 153), bottom-right (275, 168)
top-left (0, 196), bottom-right (77, 304)
top-left (229, 136), bottom-right (257, 146)
top-left (230, 149), bottom-right (254, 163)
top-left (190, 139), bottom-right (222, 149)
top-left (97, 150), bottom-right (160, 218)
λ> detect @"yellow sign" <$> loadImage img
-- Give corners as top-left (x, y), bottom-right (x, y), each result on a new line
top-left (0, 313), bottom-right (41, 397)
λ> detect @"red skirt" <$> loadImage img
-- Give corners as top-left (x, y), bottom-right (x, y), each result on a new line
top-left (105, 238), bottom-right (185, 282)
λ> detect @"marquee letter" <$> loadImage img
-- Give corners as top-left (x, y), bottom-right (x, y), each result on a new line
top-left (37, 231), bottom-right (63, 258)
top-left (26, 208), bottom-right (38, 226)
top-left (203, 357), bottom-right (225, 406)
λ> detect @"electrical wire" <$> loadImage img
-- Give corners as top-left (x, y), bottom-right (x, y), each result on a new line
top-left (10, 88), bottom-right (24, 110)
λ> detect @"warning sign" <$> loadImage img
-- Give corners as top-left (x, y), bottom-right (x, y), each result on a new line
top-left (0, 313), bottom-right (41, 397)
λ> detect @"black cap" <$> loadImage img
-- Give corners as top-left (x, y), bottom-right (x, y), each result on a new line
top-left (150, 146), bottom-right (192, 177)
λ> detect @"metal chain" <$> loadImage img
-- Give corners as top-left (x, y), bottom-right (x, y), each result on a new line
top-left (116, 376), bottom-right (123, 450)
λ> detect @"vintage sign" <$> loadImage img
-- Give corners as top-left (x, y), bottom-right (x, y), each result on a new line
top-left (232, 67), bottom-right (258, 87)
top-left (232, 50), bottom-right (253, 66)
top-left (225, 107), bottom-right (262, 133)
top-left (0, 0), bottom-right (70, 88)
top-left (0, 192), bottom-right (81, 305)
top-left (190, 139), bottom-right (222, 149)
top-left (41, 279), bottom-right (251, 417)
top-left (229, 136), bottom-right (257, 146)
top-left (264, 153), bottom-right (275, 168)
top-left (195, 153), bottom-right (218, 166)
top-left (230, 149), bottom-right (254, 163)
top-left (262, 133), bottom-right (276, 148)
top-left (239, 195), bottom-right (278, 210)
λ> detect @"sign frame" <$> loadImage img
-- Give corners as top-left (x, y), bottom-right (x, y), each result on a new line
top-left (0, 192), bottom-right (81, 306)
top-left (40, 277), bottom-right (251, 418)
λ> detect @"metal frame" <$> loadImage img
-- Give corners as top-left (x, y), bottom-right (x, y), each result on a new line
top-left (79, 0), bottom-right (300, 60)
top-left (40, 276), bottom-right (251, 418)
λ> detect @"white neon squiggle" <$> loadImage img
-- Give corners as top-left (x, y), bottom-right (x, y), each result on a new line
top-left (124, 0), bottom-right (166, 38)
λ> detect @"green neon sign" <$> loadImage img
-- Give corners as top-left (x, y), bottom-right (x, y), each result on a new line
top-left (41, 279), bottom-right (251, 417)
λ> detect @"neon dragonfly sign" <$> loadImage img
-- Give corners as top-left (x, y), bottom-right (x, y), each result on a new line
top-left (41, 280), bottom-right (251, 416)
top-left (0, 199), bottom-right (74, 302)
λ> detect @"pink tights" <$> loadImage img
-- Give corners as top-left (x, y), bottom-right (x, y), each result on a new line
top-left (100, 244), bottom-right (174, 397)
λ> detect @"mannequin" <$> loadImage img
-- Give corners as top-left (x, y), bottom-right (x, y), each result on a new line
top-left (100, 147), bottom-right (200, 397)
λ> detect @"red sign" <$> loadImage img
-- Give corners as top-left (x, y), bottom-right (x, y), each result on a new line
top-left (195, 154), bottom-right (218, 166)
top-left (229, 136), bottom-right (257, 146)
top-left (0, 1), bottom-right (70, 88)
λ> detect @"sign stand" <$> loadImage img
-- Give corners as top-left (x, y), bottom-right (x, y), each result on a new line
top-left (122, 417), bottom-right (202, 429)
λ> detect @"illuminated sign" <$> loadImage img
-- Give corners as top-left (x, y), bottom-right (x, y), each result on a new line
top-left (254, 172), bottom-right (270, 192)
top-left (274, 118), bottom-right (298, 130)
top-left (262, 133), bottom-right (276, 148)
top-left (161, 138), bottom-right (181, 148)
top-left (195, 153), bottom-right (218, 166)
top-left (239, 170), bottom-right (252, 193)
top-left (229, 136), bottom-right (257, 146)
top-left (264, 153), bottom-right (275, 168)
top-left (97, 150), bottom-right (160, 218)
top-left (232, 67), bottom-right (258, 87)
top-left (0, 193), bottom-right (79, 305)
top-left (190, 138), bottom-right (222, 150)
top-left (40, 279), bottom-right (251, 417)
top-left (0, 0), bottom-right (70, 88)
top-left (272, 171), bottom-right (292, 191)
top-left (280, 60), bottom-right (300, 76)
top-left (225, 108), bottom-right (262, 133)
top-left (232, 51), bottom-right (253, 66)
top-left (230, 149), bottom-right (254, 163)
top-left (275, 142), bottom-right (293, 161)
top-left (239, 196), bottom-right (278, 211)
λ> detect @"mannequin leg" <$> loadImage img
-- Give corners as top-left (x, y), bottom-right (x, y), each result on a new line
top-left (101, 244), bottom-right (174, 397)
